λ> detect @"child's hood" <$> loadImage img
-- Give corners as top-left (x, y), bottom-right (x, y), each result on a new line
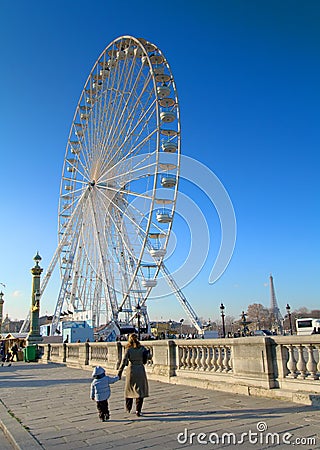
top-left (92, 366), bottom-right (105, 378)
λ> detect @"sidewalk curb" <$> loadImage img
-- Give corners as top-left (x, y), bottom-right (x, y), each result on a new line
top-left (0, 400), bottom-right (43, 449)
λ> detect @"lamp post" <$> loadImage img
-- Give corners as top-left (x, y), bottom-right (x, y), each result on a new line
top-left (179, 318), bottom-right (184, 337)
top-left (27, 252), bottom-right (44, 346)
top-left (136, 302), bottom-right (141, 340)
top-left (168, 319), bottom-right (173, 338)
top-left (0, 291), bottom-right (4, 334)
top-left (220, 303), bottom-right (226, 338)
top-left (286, 304), bottom-right (293, 335)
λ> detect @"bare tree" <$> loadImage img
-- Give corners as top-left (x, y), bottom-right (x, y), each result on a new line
top-left (246, 303), bottom-right (271, 329)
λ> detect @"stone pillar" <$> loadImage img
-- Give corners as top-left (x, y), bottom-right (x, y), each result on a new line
top-left (147, 340), bottom-right (176, 380)
top-left (26, 252), bottom-right (44, 346)
top-left (231, 336), bottom-right (277, 389)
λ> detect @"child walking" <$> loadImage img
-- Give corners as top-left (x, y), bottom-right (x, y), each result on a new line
top-left (90, 366), bottom-right (119, 422)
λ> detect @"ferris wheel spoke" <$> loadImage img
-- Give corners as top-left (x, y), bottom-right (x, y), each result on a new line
top-left (91, 199), bottom-right (118, 318)
top-left (99, 154), bottom-right (157, 190)
top-left (103, 79), bottom-right (155, 166)
top-left (100, 99), bottom-right (157, 178)
top-left (102, 69), bottom-right (154, 164)
top-left (96, 186), bottom-right (151, 238)
top-left (95, 54), bottom-right (130, 162)
top-left (102, 107), bottom-right (157, 176)
top-left (99, 58), bottom-right (140, 156)
top-left (85, 193), bottom-right (119, 318)
top-left (69, 143), bottom-right (91, 181)
top-left (103, 207), bottom-right (137, 268)
top-left (72, 125), bottom-right (92, 172)
top-left (66, 155), bottom-right (91, 182)
top-left (124, 201), bottom-right (165, 239)
top-left (100, 65), bottom-right (153, 163)
top-left (99, 52), bottom-right (149, 147)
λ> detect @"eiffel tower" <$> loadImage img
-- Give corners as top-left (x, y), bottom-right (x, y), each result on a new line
top-left (269, 274), bottom-right (283, 333)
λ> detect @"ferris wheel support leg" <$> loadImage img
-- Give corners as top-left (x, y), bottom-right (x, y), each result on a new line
top-left (20, 191), bottom-right (88, 333)
top-left (159, 262), bottom-right (203, 335)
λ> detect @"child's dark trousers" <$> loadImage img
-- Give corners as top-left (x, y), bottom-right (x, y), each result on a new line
top-left (96, 399), bottom-right (109, 421)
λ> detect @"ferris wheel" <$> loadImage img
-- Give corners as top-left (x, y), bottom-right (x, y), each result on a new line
top-left (49, 36), bottom-right (181, 332)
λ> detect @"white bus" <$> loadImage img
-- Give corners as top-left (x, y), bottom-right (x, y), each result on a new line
top-left (295, 318), bottom-right (320, 335)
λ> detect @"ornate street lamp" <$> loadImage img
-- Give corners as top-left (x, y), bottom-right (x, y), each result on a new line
top-left (0, 291), bottom-right (4, 334)
top-left (286, 304), bottom-right (293, 335)
top-left (179, 318), bottom-right (184, 337)
top-left (27, 252), bottom-right (44, 346)
top-left (135, 302), bottom-right (141, 340)
top-left (220, 303), bottom-right (226, 338)
top-left (167, 319), bottom-right (173, 338)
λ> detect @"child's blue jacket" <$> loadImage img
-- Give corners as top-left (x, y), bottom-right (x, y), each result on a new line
top-left (90, 375), bottom-right (119, 401)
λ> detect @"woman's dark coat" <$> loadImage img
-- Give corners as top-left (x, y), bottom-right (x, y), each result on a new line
top-left (119, 346), bottom-right (149, 398)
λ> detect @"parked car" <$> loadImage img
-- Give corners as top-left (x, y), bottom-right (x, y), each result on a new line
top-left (253, 329), bottom-right (273, 336)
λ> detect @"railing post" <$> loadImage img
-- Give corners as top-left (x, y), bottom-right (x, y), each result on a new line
top-left (145, 340), bottom-right (176, 380)
top-left (63, 343), bottom-right (67, 363)
top-left (85, 342), bottom-right (89, 365)
top-left (232, 337), bottom-right (277, 389)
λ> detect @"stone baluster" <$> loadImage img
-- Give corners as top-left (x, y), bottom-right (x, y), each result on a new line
top-left (206, 346), bottom-right (212, 371)
top-left (223, 345), bottom-right (231, 372)
top-left (217, 346), bottom-right (224, 372)
top-left (186, 346), bottom-right (192, 369)
top-left (195, 346), bottom-right (201, 370)
top-left (316, 345), bottom-right (320, 378)
top-left (183, 346), bottom-right (189, 369)
top-left (200, 346), bottom-right (207, 370)
top-left (296, 345), bottom-right (307, 379)
top-left (306, 345), bottom-right (319, 380)
top-left (286, 345), bottom-right (297, 378)
top-left (191, 346), bottom-right (197, 369)
top-left (182, 346), bottom-right (188, 369)
top-left (212, 346), bottom-right (219, 372)
top-left (178, 346), bottom-right (183, 369)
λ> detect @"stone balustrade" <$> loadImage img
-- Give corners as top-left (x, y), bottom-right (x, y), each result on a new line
top-left (273, 335), bottom-right (320, 399)
top-left (38, 335), bottom-right (320, 406)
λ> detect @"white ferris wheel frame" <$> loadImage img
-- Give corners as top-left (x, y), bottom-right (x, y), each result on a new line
top-left (53, 35), bottom-right (181, 331)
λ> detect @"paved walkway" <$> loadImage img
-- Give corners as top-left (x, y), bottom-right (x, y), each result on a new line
top-left (0, 362), bottom-right (319, 449)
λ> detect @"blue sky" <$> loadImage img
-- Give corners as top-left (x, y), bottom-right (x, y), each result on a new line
top-left (0, 0), bottom-right (319, 324)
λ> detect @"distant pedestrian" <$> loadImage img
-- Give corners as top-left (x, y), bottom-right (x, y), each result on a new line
top-left (0, 342), bottom-right (5, 366)
top-left (5, 350), bottom-right (12, 366)
top-left (11, 343), bottom-right (19, 362)
top-left (117, 333), bottom-right (151, 417)
top-left (90, 366), bottom-right (119, 422)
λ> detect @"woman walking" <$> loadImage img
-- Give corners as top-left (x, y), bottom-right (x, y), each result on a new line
top-left (118, 333), bottom-right (150, 417)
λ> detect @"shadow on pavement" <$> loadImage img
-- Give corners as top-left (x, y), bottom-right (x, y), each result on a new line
top-left (0, 362), bottom-right (65, 371)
